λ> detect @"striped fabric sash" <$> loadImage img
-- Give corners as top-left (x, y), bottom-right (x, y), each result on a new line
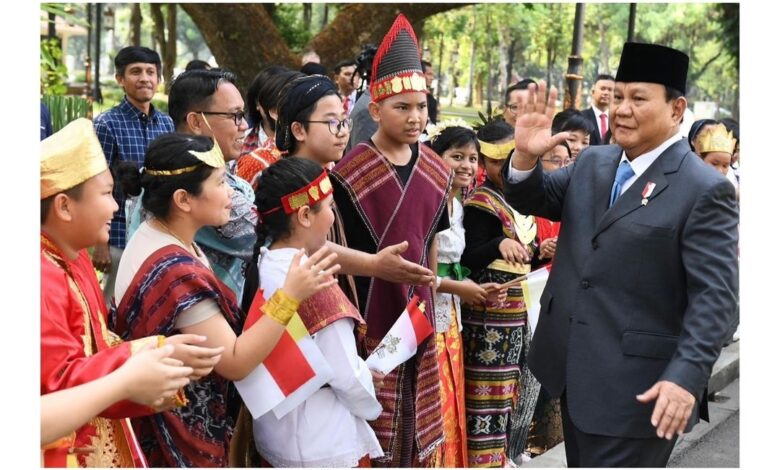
top-left (331, 142), bottom-right (451, 463)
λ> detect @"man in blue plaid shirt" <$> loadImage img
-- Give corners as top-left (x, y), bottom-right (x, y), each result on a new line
top-left (93, 46), bottom-right (174, 305)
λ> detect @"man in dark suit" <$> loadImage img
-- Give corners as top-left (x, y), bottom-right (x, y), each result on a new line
top-left (502, 43), bottom-right (738, 467)
top-left (582, 73), bottom-right (615, 145)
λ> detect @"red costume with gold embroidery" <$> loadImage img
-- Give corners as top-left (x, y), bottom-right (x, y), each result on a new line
top-left (40, 234), bottom-right (159, 468)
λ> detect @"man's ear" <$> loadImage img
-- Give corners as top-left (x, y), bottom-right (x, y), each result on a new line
top-left (171, 189), bottom-right (193, 214)
top-left (296, 205), bottom-right (313, 228)
top-left (671, 96), bottom-right (688, 125)
top-left (368, 101), bottom-right (381, 123)
top-left (115, 72), bottom-right (125, 88)
top-left (184, 112), bottom-right (204, 135)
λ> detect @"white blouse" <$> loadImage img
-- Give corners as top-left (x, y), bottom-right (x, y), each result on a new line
top-left (435, 198), bottom-right (466, 333)
top-left (252, 247), bottom-right (383, 467)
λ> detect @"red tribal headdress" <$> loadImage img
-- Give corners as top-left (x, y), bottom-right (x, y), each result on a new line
top-left (370, 14), bottom-right (427, 102)
top-left (261, 170), bottom-right (333, 218)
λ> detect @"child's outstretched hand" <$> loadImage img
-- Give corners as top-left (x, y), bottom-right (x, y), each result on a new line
top-left (119, 344), bottom-right (193, 408)
top-left (283, 246), bottom-right (341, 302)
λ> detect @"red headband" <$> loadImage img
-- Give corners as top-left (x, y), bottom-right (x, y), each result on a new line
top-left (260, 170), bottom-right (333, 218)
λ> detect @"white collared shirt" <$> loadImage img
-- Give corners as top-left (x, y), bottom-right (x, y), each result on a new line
top-left (616, 133), bottom-right (681, 195)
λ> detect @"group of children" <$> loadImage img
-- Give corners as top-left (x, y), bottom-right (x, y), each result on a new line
top-left (41, 14), bottom-right (562, 469)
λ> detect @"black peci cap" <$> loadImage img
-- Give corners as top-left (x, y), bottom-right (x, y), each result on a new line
top-left (616, 42), bottom-right (689, 95)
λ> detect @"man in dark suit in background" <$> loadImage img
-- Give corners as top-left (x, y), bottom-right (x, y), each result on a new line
top-left (582, 73), bottom-right (615, 145)
top-left (422, 60), bottom-right (439, 125)
top-left (502, 43), bottom-right (738, 467)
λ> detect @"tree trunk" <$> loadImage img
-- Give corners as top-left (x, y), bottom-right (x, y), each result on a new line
top-left (303, 3), bottom-right (312, 31)
top-left (150, 4), bottom-right (177, 93)
top-left (506, 38), bottom-right (517, 89)
top-left (564, 3), bottom-right (585, 109)
top-left (308, 3), bottom-right (466, 71)
top-left (182, 3), bottom-right (466, 92)
top-left (165, 4), bottom-right (177, 91)
top-left (181, 3), bottom-right (298, 91)
top-left (598, 13), bottom-right (610, 74)
top-left (436, 34), bottom-right (444, 102)
top-left (130, 3), bottom-right (142, 46)
top-left (465, 6), bottom-right (478, 108)
top-left (322, 3), bottom-right (329, 29)
top-left (627, 3), bottom-right (637, 42)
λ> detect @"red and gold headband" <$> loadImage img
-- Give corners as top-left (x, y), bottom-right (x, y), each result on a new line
top-left (261, 170), bottom-right (333, 217)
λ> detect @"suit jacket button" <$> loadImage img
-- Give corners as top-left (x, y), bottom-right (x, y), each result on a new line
top-left (581, 280), bottom-right (590, 289)
top-left (592, 241), bottom-right (599, 250)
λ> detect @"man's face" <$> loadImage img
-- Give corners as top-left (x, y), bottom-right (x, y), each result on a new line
top-left (611, 82), bottom-right (685, 158)
top-left (336, 65), bottom-right (356, 94)
top-left (371, 92), bottom-right (428, 145)
top-left (591, 79), bottom-right (615, 110)
top-left (424, 65), bottom-right (435, 88)
top-left (503, 89), bottom-right (529, 127)
top-left (194, 82), bottom-right (248, 162)
top-left (541, 144), bottom-right (571, 172)
top-left (116, 62), bottom-right (159, 106)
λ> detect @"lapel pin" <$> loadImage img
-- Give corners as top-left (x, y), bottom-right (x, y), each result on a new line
top-left (641, 182), bottom-right (656, 206)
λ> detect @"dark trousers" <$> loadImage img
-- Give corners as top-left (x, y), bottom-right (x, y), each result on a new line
top-left (560, 393), bottom-right (677, 467)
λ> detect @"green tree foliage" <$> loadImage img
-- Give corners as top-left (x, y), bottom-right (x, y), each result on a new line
top-left (423, 3), bottom-right (738, 115)
top-left (273, 3), bottom-right (315, 52)
top-left (41, 38), bottom-right (69, 95)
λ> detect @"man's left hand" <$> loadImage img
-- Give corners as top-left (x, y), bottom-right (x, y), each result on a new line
top-left (636, 380), bottom-right (695, 440)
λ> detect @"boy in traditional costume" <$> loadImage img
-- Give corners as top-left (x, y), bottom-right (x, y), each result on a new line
top-left (460, 119), bottom-right (539, 467)
top-left (330, 14), bottom-right (451, 467)
top-left (40, 119), bottom-right (198, 467)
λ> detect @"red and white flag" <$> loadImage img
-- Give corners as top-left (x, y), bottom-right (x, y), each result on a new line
top-left (234, 289), bottom-right (333, 419)
top-left (365, 295), bottom-right (433, 375)
top-left (520, 266), bottom-right (551, 337)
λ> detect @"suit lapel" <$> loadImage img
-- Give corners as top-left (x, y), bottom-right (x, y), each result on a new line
top-left (593, 139), bottom-right (688, 238)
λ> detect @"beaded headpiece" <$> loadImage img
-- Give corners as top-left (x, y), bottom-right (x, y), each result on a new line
top-left (261, 170), bottom-right (333, 217)
top-left (370, 14), bottom-right (427, 102)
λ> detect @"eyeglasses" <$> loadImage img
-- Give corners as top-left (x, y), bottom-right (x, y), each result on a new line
top-left (541, 157), bottom-right (571, 167)
top-left (300, 118), bottom-right (353, 135)
top-left (505, 104), bottom-right (520, 115)
top-left (197, 110), bottom-right (246, 126)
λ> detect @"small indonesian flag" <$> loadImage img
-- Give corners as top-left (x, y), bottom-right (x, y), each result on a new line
top-left (365, 295), bottom-right (433, 375)
top-left (234, 289), bottom-right (333, 419)
top-left (520, 266), bottom-right (552, 337)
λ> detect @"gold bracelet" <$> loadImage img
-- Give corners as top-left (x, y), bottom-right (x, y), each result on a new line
top-left (263, 289), bottom-right (300, 325)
